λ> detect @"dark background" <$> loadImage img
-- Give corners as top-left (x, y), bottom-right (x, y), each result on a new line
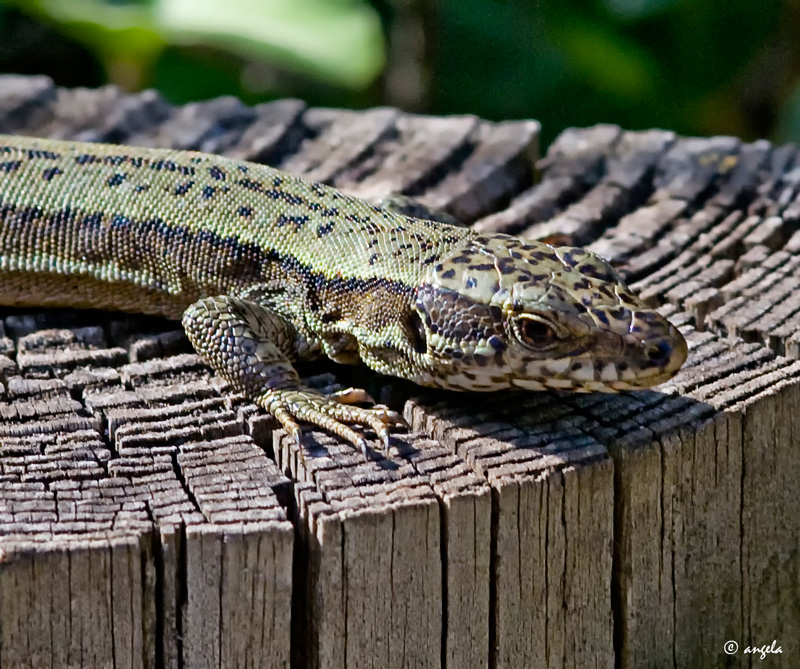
top-left (1, 0), bottom-right (798, 149)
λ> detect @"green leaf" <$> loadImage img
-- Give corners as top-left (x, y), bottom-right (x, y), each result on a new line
top-left (156, 0), bottom-right (385, 88)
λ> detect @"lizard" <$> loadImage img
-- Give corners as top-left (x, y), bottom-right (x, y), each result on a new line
top-left (0, 133), bottom-right (688, 454)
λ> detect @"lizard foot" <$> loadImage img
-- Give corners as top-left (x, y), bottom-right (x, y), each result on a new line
top-left (259, 387), bottom-right (408, 456)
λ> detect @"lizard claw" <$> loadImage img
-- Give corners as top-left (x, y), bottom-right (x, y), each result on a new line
top-left (258, 387), bottom-right (407, 456)
top-left (357, 437), bottom-right (371, 459)
top-left (379, 428), bottom-right (391, 451)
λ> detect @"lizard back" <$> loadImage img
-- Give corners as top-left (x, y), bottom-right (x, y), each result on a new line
top-left (0, 134), bottom-right (474, 321)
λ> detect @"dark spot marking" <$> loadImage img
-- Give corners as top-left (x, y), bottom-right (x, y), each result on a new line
top-left (174, 181), bottom-right (194, 196)
top-left (265, 189), bottom-right (304, 205)
top-left (359, 221), bottom-right (382, 235)
top-left (27, 149), bottom-right (60, 160)
top-left (145, 160), bottom-right (192, 174)
top-left (0, 160), bottom-right (22, 172)
top-left (150, 159), bottom-right (180, 172)
top-left (75, 154), bottom-right (98, 165)
top-left (591, 309), bottom-right (610, 326)
top-left (238, 206), bottom-right (253, 217)
top-left (310, 202), bottom-right (336, 220)
top-left (41, 167), bottom-right (63, 181)
top-left (498, 259), bottom-right (518, 275)
top-left (488, 335), bottom-right (506, 351)
top-left (440, 268), bottom-right (456, 280)
top-left (276, 213), bottom-right (309, 231)
top-left (135, 184), bottom-right (150, 193)
top-left (317, 221), bottom-right (335, 237)
top-left (607, 307), bottom-right (627, 321)
top-left (107, 173), bottom-right (126, 187)
top-left (208, 165), bottom-right (226, 181)
top-left (562, 250), bottom-right (580, 268)
top-left (202, 185), bottom-right (215, 199)
top-left (239, 178), bottom-right (263, 192)
top-left (579, 263), bottom-right (612, 281)
top-left (466, 277), bottom-right (477, 289)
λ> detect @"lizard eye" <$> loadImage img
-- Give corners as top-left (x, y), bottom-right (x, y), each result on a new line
top-left (519, 317), bottom-right (556, 347)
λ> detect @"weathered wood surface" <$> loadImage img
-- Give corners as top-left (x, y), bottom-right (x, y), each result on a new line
top-left (0, 75), bottom-right (798, 668)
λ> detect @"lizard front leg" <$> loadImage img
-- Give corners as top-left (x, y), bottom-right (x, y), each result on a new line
top-left (182, 295), bottom-right (406, 455)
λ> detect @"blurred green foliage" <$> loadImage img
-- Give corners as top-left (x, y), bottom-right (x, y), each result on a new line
top-left (0, 0), bottom-right (385, 105)
top-left (433, 0), bottom-right (792, 147)
top-left (1, 0), bottom-right (798, 148)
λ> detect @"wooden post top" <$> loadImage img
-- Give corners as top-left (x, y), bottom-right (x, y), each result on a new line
top-left (1, 75), bottom-right (798, 668)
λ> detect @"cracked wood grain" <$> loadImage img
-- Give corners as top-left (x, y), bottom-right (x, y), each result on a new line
top-left (1, 74), bottom-right (799, 669)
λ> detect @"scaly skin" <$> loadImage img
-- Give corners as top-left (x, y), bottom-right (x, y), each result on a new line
top-left (0, 134), bottom-right (688, 453)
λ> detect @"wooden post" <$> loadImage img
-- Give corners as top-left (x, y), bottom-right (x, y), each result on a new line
top-left (0, 75), bottom-right (798, 667)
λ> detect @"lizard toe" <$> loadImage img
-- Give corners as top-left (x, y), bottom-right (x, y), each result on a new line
top-left (327, 387), bottom-right (376, 405)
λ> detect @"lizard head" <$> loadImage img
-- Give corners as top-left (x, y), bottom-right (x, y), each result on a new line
top-left (408, 234), bottom-right (687, 392)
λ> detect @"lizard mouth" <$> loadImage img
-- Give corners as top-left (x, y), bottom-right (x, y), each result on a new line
top-left (509, 320), bottom-right (688, 392)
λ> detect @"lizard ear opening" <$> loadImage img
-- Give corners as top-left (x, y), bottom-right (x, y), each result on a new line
top-left (406, 310), bottom-right (428, 354)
